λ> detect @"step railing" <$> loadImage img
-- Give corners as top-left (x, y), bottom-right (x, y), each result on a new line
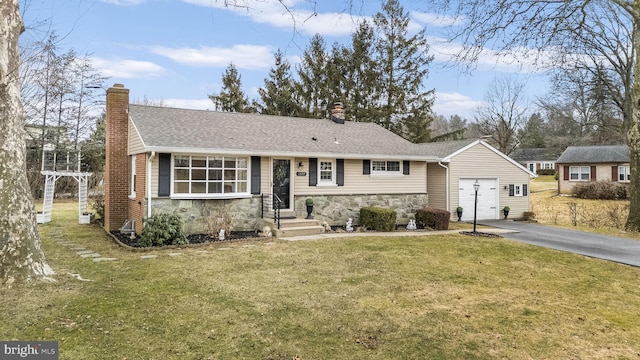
top-left (261, 193), bottom-right (282, 229)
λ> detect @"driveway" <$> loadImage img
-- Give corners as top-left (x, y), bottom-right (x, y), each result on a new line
top-left (479, 220), bottom-right (640, 267)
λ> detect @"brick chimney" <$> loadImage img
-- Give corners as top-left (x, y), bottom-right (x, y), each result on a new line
top-left (330, 102), bottom-right (345, 124)
top-left (104, 84), bottom-right (130, 232)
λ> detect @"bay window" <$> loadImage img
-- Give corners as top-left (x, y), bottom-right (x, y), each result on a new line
top-left (173, 155), bottom-right (248, 196)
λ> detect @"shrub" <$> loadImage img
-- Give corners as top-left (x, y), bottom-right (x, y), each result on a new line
top-left (92, 196), bottom-right (104, 219)
top-left (206, 205), bottom-right (236, 239)
top-left (523, 211), bottom-right (536, 220)
top-left (359, 207), bottom-right (397, 232)
top-left (139, 214), bottom-right (188, 247)
top-left (573, 181), bottom-right (629, 200)
top-left (415, 207), bottom-right (450, 230)
top-left (537, 169), bottom-right (556, 176)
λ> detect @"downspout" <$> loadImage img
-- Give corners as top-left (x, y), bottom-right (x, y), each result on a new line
top-left (438, 161), bottom-right (449, 212)
top-left (147, 151), bottom-right (156, 218)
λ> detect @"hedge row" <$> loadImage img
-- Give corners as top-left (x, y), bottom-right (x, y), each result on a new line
top-left (415, 207), bottom-right (450, 230)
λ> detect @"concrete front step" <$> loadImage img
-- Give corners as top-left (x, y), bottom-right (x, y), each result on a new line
top-left (263, 218), bottom-right (324, 238)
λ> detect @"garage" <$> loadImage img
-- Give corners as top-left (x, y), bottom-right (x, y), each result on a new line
top-left (458, 178), bottom-right (498, 220)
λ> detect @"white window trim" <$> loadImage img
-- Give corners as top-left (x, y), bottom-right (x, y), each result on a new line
top-left (569, 166), bottom-right (590, 181)
top-left (514, 184), bottom-right (522, 197)
top-left (317, 159), bottom-right (337, 186)
top-left (619, 165), bottom-right (631, 182)
top-left (542, 162), bottom-right (554, 170)
top-left (370, 160), bottom-right (403, 176)
top-left (129, 155), bottom-right (136, 199)
top-left (170, 154), bottom-right (251, 199)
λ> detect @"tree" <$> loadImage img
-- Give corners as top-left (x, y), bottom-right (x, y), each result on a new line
top-left (518, 113), bottom-right (546, 148)
top-left (430, 0), bottom-right (640, 231)
top-left (258, 49), bottom-right (303, 116)
top-left (373, 0), bottom-right (435, 142)
top-left (209, 63), bottom-right (253, 113)
top-left (474, 77), bottom-right (528, 154)
top-left (1, 0), bottom-right (54, 284)
top-left (296, 34), bottom-right (330, 118)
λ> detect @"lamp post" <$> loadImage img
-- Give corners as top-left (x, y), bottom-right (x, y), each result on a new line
top-left (473, 179), bottom-right (480, 233)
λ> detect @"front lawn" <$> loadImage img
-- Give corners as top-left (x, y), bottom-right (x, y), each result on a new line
top-left (2, 203), bottom-right (640, 359)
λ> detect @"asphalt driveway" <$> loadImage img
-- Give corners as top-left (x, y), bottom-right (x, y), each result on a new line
top-left (479, 220), bottom-right (640, 267)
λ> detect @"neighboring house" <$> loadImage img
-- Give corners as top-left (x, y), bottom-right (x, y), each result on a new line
top-left (419, 140), bottom-right (536, 221)
top-left (509, 147), bottom-right (562, 175)
top-left (103, 84), bottom-right (534, 236)
top-left (556, 145), bottom-right (630, 194)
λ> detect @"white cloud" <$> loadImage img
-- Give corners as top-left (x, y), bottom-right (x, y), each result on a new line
top-left (149, 44), bottom-right (274, 70)
top-left (183, 0), bottom-right (366, 37)
top-left (92, 58), bottom-right (166, 78)
top-left (433, 92), bottom-right (484, 118)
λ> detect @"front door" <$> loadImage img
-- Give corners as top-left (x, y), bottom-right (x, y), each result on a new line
top-left (272, 159), bottom-right (291, 209)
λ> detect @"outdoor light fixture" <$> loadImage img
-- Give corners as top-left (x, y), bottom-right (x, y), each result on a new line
top-left (298, 161), bottom-right (304, 170)
top-left (473, 180), bottom-right (480, 233)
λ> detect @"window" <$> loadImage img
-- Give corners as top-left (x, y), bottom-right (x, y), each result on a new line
top-left (528, 163), bottom-right (535, 172)
top-left (514, 185), bottom-right (521, 196)
top-left (570, 166), bottom-right (590, 181)
top-left (371, 160), bottom-right (401, 174)
top-left (318, 160), bottom-right (335, 185)
top-left (619, 166), bottom-right (631, 182)
top-left (130, 156), bottom-right (136, 198)
top-left (173, 155), bottom-right (248, 196)
top-left (542, 162), bottom-right (554, 169)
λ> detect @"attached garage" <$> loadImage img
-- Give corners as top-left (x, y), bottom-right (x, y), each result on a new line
top-left (458, 178), bottom-right (498, 220)
top-left (422, 139), bottom-right (536, 221)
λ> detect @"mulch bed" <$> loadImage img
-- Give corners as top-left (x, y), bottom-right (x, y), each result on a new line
top-left (460, 231), bottom-right (502, 238)
top-left (110, 230), bottom-right (263, 248)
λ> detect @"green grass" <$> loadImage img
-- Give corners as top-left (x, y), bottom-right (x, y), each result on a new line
top-left (3, 202), bottom-right (640, 359)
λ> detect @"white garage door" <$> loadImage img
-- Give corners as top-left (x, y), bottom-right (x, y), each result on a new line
top-left (458, 178), bottom-right (498, 221)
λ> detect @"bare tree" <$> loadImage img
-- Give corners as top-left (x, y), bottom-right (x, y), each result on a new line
top-left (474, 77), bottom-right (527, 154)
top-left (429, 0), bottom-right (640, 231)
top-left (0, 0), bottom-right (54, 285)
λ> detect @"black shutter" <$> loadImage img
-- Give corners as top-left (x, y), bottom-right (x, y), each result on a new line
top-left (523, 184), bottom-right (528, 196)
top-left (508, 184), bottom-right (514, 197)
top-left (309, 158), bottom-right (317, 186)
top-left (158, 153), bottom-right (171, 197)
top-left (403, 160), bottom-right (410, 175)
top-left (337, 159), bottom-right (344, 186)
top-left (251, 156), bottom-right (261, 194)
top-left (363, 159), bottom-right (370, 175)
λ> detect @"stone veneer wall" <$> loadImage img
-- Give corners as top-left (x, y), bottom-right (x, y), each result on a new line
top-left (295, 194), bottom-right (429, 226)
top-left (150, 196), bottom-right (263, 234)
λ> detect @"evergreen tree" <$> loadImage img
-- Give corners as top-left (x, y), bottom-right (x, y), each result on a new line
top-left (342, 21), bottom-right (380, 123)
top-left (296, 34), bottom-right (330, 118)
top-left (373, 0), bottom-right (435, 142)
top-left (258, 50), bottom-right (302, 116)
top-left (209, 63), bottom-right (252, 113)
top-left (519, 113), bottom-right (547, 148)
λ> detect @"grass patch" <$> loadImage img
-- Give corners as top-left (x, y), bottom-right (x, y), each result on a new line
top-left (3, 203), bottom-right (640, 359)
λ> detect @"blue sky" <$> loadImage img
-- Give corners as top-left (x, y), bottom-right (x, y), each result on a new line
top-left (20, 0), bottom-right (552, 119)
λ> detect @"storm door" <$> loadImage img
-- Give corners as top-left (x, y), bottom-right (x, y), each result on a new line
top-left (272, 159), bottom-right (291, 209)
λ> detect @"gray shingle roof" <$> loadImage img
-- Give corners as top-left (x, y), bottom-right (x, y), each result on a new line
top-left (556, 145), bottom-right (629, 164)
top-left (413, 139), bottom-right (476, 158)
top-left (510, 147), bottom-right (563, 162)
top-left (129, 105), bottom-right (436, 160)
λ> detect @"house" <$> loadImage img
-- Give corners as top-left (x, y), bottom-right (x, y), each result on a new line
top-left (419, 140), bottom-right (536, 221)
top-left (103, 84), bottom-right (534, 236)
top-left (509, 147), bottom-right (562, 175)
top-left (556, 145), bottom-right (630, 194)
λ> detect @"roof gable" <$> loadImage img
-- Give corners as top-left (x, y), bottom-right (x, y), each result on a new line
top-left (556, 145), bottom-right (629, 164)
top-left (128, 105), bottom-right (437, 160)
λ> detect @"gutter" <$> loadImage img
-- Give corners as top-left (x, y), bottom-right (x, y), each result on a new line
top-left (147, 151), bottom-right (156, 218)
top-left (438, 161), bottom-right (450, 212)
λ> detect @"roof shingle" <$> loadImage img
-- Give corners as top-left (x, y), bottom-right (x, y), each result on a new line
top-left (556, 145), bottom-right (629, 164)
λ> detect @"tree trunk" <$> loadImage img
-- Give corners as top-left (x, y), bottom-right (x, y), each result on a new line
top-left (627, 8), bottom-right (640, 231)
top-left (0, 0), bottom-right (54, 285)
